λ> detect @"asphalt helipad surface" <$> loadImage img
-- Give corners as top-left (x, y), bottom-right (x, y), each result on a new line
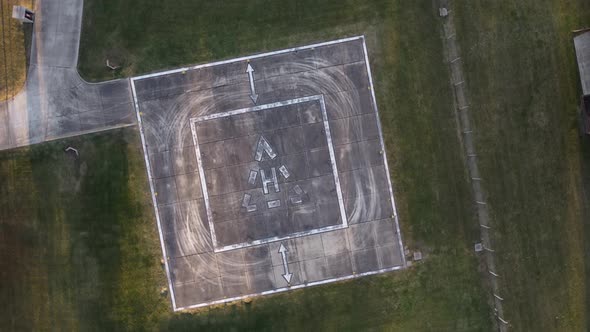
top-left (131, 36), bottom-right (405, 310)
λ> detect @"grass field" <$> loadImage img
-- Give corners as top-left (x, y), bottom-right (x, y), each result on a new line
top-left (0, 129), bottom-right (490, 331)
top-left (455, 0), bottom-right (590, 331)
top-left (0, 0), bottom-right (33, 101)
top-left (0, 0), bottom-right (497, 331)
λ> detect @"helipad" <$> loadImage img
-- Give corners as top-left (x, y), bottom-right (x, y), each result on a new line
top-left (131, 36), bottom-right (405, 310)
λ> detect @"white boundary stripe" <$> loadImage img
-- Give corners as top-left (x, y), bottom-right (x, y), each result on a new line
top-left (133, 36), bottom-right (363, 81)
top-left (216, 224), bottom-right (347, 252)
top-left (129, 79), bottom-right (178, 310)
top-left (175, 264), bottom-right (404, 311)
top-left (192, 96), bottom-right (319, 122)
top-left (190, 95), bottom-right (348, 252)
top-left (189, 120), bottom-right (219, 247)
top-left (319, 96), bottom-right (348, 227)
top-left (361, 37), bottom-right (407, 267)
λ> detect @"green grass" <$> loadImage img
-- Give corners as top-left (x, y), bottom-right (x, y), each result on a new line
top-left (0, 129), bottom-right (170, 330)
top-left (6, 0), bottom-right (590, 330)
top-left (455, 1), bottom-right (590, 331)
top-left (0, 0), bottom-right (497, 330)
top-left (0, 127), bottom-right (491, 331)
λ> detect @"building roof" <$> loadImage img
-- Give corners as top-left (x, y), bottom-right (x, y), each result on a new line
top-left (574, 30), bottom-right (590, 96)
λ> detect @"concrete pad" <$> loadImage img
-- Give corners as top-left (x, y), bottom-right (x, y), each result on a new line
top-left (242, 215), bottom-right (269, 242)
top-left (269, 239), bottom-right (299, 266)
top-left (46, 114), bottom-right (80, 138)
top-left (150, 150), bottom-right (174, 179)
top-left (170, 253), bottom-right (219, 285)
top-left (291, 206), bottom-right (320, 232)
top-left (302, 122), bottom-right (328, 150)
top-left (199, 140), bottom-right (227, 170)
top-left (292, 234), bottom-right (325, 261)
top-left (216, 220), bottom-right (244, 247)
top-left (299, 100), bottom-right (323, 124)
top-left (99, 80), bottom-right (132, 107)
top-left (249, 48), bottom-right (316, 79)
top-left (339, 165), bottom-right (390, 199)
top-left (217, 250), bottom-right (245, 274)
top-left (243, 245), bottom-right (272, 270)
top-left (225, 136), bottom-right (259, 165)
top-left (345, 191), bottom-right (394, 225)
top-left (0, 105), bottom-right (10, 147)
top-left (273, 261), bottom-right (302, 288)
top-left (324, 88), bottom-right (374, 120)
top-left (221, 271), bottom-right (250, 297)
top-left (196, 117), bottom-right (235, 144)
top-left (103, 103), bottom-right (135, 126)
top-left (259, 104), bottom-right (301, 132)
top-left (265, 210), bottom-right (296, 237)
top-left (357, 139), bottom-right (385, 167)
top-left (315, 39), bottom-right (364, 67)
top-left (317, 201), bottom-right (342, 227)
top-left (172, 146), bottom-right (199, 175)
top-left (324, 252), bottom-right (353, 278)
top-left (279, 153), bottom-right (308, 182)
top-left (175, 173), bottom-right (202, 201)
top-left (299, 257), bottom-right (327, 282)
top-left (352, 248), bottom-right (380, 273)
top-left (358, 113), bottom-right (381, 141)
top-left (246, 265), bottom-right (276, 293)
top-left (48, 92), bottom-right (79, 117)
top-left (321, 230), bottom-right (350, 256)
top-left (373, 219), bottom-right (398, 247)
top-left (307, 148), bottom-right (332, 177)
top-left (78, 110), bottom-right (106, 131)
top-left (377, 245), bottom-right (404, 269)
top-left (134, 74), bottom-right (189, 101)
top-left (158, 203), bottom-right (183, 236)
top-left (208, 168), bottom-right (244, 197)
top-left (178, 199), bottom-right (210, 231)
top-left (174, 277), bottom-right (223, 308)
top-left (348, 222), bottom-right (376, 251)
top-left (155, 177), bottom-right (178, 205)
top-left (329, 117), bottom-right (362, 146)
top-left (209, 192), bottom-right (242, 223)
top-left (132, 37), bottom-right (405, 309)
top-left (266, 126), bottom-right (306, 156)
top-left (334, 143), bottom-right (364, 172)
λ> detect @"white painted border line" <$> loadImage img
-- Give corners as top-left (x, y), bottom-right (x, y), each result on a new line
top-left (318, 96), bottom-right (348, 227)
top-left (176, 264), bottom-right (404, 311)
top-left (192, 95), bottom-right (321, 122)
top-left (189, 120), bottom-right (219, 248)
top-left (361, 36), bottom-right (407, 267)
top-left (133, 36), bottom-right (363, 81)
top-left (130, 78), bottom-right (178, 311)
top-left (216, 224), bottom-right (346, 252)
top-left (190, 95), bottom-right (348, 252)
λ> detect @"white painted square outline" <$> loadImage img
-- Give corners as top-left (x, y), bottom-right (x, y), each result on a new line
top-left (190, 95), bottom-right (348, 252)
top-left (130, 35), bottom-right (407, 312)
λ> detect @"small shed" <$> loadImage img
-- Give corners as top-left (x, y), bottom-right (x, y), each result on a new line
top-left (574, 29), bottom-right (590, 135)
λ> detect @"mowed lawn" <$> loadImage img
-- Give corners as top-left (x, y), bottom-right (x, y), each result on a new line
top-left (0, 130), bottom-right (489, 331)
top-left (455, 0), bottom-right (590, 331)
top-left (5, 0), bottom-right (496, 331)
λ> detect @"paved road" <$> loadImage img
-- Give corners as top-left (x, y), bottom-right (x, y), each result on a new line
top-left (0, 0), bottom-right (135, 151)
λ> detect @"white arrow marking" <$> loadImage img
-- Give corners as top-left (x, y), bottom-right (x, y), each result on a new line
top-left (278, 243), bottom-right (293, 284)
top-left (246, 63), bottom-right (259, 104)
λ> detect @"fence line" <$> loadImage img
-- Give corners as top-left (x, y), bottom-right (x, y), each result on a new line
top-left (437, 1), bottom-right (509, 330)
